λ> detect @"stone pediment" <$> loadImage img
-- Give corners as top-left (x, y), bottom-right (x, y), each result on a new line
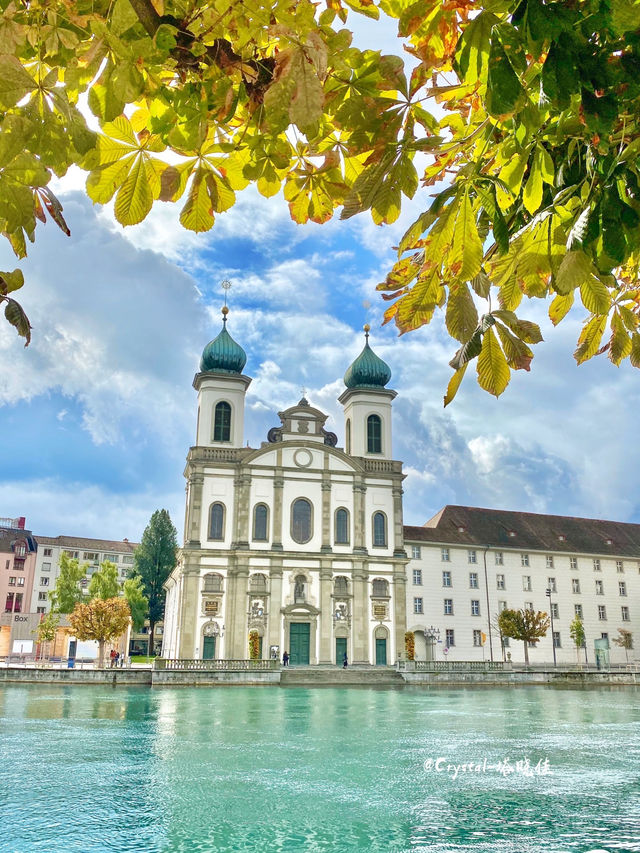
top-left (267, 397), bottom-right (337, 446)
top-left (281, 602), bottom-right (321, 617)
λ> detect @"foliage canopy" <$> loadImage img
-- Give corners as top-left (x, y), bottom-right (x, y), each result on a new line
top-left (3, 0), bottom-right (640, 400)
top-left (133, 508), bottom-right (178, 654)
top-left (498, 606), bottom-right (549, 664)
top-left (68, 595), bottom-right (131, 667)
top-left (49, 551), bottom-right (87, 613)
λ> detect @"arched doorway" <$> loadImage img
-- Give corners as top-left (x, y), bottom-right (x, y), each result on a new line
top-left (374, 626), bottom-right (388, 666)
top-left (202, 621), bottom-right (220, 660)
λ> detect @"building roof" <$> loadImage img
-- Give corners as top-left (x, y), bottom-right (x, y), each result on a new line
top-left (35, 535), bottom-right (138, 553)
top-left (343, 327), bottom-right (391, 390)
top-left (404, 505), bottom-right (640, 558)
top-left (199, 310), bottom-right (247, 375)
top-left (0, 527), bottom-right (36, 554)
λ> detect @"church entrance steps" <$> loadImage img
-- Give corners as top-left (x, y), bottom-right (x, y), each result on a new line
top-left (280, 666), bottom-right (404, 686)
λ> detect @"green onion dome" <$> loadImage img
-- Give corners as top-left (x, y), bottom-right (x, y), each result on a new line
top-left (199, 307), bottom-right (247, 374)
top-left (344, 325), bottom-right (391, 389)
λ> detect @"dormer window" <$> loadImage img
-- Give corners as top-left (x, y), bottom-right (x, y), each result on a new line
top-left (558, 534), bottom-right (566, 542)
top-left (605, 538), bottom-right (613, 546)
top-left (457, 525), bottom-right (466, 533)
top-left (508, 530), bottom-right (516, 538)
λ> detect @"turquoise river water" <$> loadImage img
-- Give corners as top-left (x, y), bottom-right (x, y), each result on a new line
top-left (0, 684), bottom-right (639, 853)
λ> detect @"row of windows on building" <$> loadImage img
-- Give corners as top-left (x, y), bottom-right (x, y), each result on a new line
top-left (201, 571), bottom-right (391, 597)
top-left (208, 501), bottom-right (389, 547)
top-left (40, 548), bottom-right (134, 564)
top-left (412, 596), bottom-right (632, 623)
top-left (420, 546), bottom-right (637, 573)
top-left (412, 569), bottom-right (630, 597)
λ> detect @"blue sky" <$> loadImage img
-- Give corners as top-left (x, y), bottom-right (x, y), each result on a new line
top-left (2, 20), bottom-right (640, 540)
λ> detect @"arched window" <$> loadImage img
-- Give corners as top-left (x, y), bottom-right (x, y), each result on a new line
top-left (334, 575), bottom-right (349, 595)
top-left (250, 573), bottom-right (267, 592)
top-left (367, 414), bottom-right (382, 453)
top-left (291, 499), bottom-right (313, 544)
top-left (208, 502), bottom-right (225, 540)
top-left (213, 401), bottom-right (232, 442)
top-left (253, 504), bottom-right (269, 541)
top-left (373, 511), bottom-right (387, 547)
top-left (346, 418), bottom-right (351, 454)
top-left (335, 508), bottom-right (349, 545)
top-left (203, 573), bottom-right (223, 592)
top-left (372, 578), bottom-right (389, 597)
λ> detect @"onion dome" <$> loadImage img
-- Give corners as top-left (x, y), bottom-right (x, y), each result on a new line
top-left (343, 325), bottom-right (391, 389)
top-left (199, 307), bottom-right (247, 374)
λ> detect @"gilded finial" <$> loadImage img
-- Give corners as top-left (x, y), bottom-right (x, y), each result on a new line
top-left (363, 323), bottom-right (370, 341)
top-left (221, 279), bottom-right (232, 323)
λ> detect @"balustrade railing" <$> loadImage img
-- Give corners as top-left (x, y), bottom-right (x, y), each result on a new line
top-left (154, 658), bottom-right (279, 671)
top-left (403, 660), bottom-right (506, 672)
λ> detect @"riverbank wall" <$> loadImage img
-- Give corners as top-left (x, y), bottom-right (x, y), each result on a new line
top-left (0, 665), bottom-right (638, 688)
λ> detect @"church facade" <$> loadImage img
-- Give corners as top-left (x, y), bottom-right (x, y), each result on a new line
top-left (162, 309), bottom-right (408, 665)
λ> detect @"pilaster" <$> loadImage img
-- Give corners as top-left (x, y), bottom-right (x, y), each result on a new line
top-left (185, 473), bottom-right (204, 548)
top-left (233, 471), bottom-right (251, 548)
top-left (393, 565), bottom-right (407, 663)
top-left (272, 453), bottom-right (284, 549)
top-left (268, 561), bottom-right (283, 653)
top-left (177, 561), bottom-right (200, 658)
top-left (353, 478), bottom-right (367, 554)
top-left (351, 560), bottom-right (369, 663)
top-left (319, 562), bottom-right (333, 663)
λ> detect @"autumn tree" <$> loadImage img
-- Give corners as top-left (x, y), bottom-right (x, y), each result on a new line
top-left (3, 1), bottom-right (640, 402)
top-left (569, 615), bottom-right (587, 665)
top-left (498, 607), bottom-right (550, 665)
top-left (49, 552), bottom-right (87, 613)
top-left (133, 509), bottom-right (178, 656)
top-left (67, 597), bottom-right (131, 668)
top-left (612, 628), bottom-right (634, 663)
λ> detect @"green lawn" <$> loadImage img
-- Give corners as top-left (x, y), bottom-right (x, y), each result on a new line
top-left (129, 655), bottom-right (156, 664)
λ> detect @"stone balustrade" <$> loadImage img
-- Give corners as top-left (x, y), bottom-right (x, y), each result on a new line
top-left (154, 658), bottom-right (280, 671)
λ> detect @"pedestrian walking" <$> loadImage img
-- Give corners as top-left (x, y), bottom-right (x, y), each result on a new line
top-left (109, 649), bottom-right (116, 668)
top-left (282, 651), bottom-right (289, 667)
top-left (343, 652), bottom-right (348, 668)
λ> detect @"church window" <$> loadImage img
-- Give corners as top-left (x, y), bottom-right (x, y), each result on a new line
top-left (208, 503), bottom-right (225, 540)
top-left (253, 504), bottom-right (269, 541)
top-left (335, 508), bottom-right (349, 544)
top-left (203, 573), bottom-right (223, 592)
top-left (250, 573), bottom-right (267, 592)
top-left (334, 575), bottom-right (349, 594)
top-left (372, 511), bottom-right (387, 547)
top-left (346, 419), bottom-right (351, 454)
top-left (213, 401), bottom-right (232, 442)
top-left (367, 414), bottom-right (382, 454)
top-left (372, 578), bottom-right (389, 597)
top-left (291, 499), bottom-right (313, 544)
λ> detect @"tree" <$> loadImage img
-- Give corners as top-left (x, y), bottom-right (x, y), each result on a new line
top-left (612, 628), bottom-right (634, 663)
top-left (123, 574), bottom-right (149, 633)
top-left (3, 2), bottom-right (640, 403)
top-left (33, 611), bottom-right (60, 660)
top-left (404, 631), bottom-right (415, 662)
top-left (49, 552), bottom-right (87, 614)
top-left (67, 597), bottom-right (131, 668)
top-left (248, 630), bottom-right (260, 661)
top-left (569, 615), bottom-right (587, 666)
top-left (498, 607), bottom-right (550, 665)
top-left (88, 560), bottom-right (120, 600)
top-left (133, 509), bottom-right (178, 656)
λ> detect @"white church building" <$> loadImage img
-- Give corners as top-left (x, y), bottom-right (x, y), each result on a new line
top-left (162, 309), bottom-right (408, 665)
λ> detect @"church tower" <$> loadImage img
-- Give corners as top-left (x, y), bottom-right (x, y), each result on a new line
top-left (194, 306), bottom-right (251, 449)
top-left (339, 325), bottom-right (396, 459)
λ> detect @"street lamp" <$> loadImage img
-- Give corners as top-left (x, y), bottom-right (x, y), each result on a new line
top-left (546, 587), bottom-right (557, 667)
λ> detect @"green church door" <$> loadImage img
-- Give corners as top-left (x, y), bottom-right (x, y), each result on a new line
top-left (375, 638), bottom-right (387, 666)
top-left (336, 637), bottom-right (347, 666)
top-left (203, 636), bottom-right (216, 660)
top-left (289, 623), bottom-right (310, 665)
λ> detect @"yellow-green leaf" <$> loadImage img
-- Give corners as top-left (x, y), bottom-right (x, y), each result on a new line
top-left (477, 327), bottom-right (510, 396)
top-left (444, 364), bottom-right (468, 407)
top-left (630, 332), bottom-right (640, 368)
top-left (549, 291), bottom-right (574, 326)
top-left (580, 275), bottom-right (612, 315)
top-left (574, 314), bottom-right (607, 364)
top-left (450, 191), bottom-right (482, 281)
top-left (523, 155), bottom-right (543, 215)
top-left (446, 282), bottom-right (478, 343)
top-left (609, 310), bottom-right (632, 365)
top-left (290, 50), bottom-right (324, 132)
top-left (114, 156), bottom-right (153, 226)
top-left (3, 295), bottom-right (31, 345)
top-left (180, 170), bottom-right (214, 232)
top-left (0, 56), bottom-right (36, 110)
top-left (556, 250), bottom-right (592, 295)
top-left (495, 321), bottom-right (534, 371)
top-left (0, 268), bottom-right (24, 294)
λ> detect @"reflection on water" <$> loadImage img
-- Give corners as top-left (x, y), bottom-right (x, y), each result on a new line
top-left (0, 685), bottom-right (639, 852)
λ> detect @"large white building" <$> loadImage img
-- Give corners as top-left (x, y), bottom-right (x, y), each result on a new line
top-left (163, 311), bottom-right (408, 664)
top-left (30, 536), bottom-right (137, 614)
top-left (405, 506), bottom-right (640, 666)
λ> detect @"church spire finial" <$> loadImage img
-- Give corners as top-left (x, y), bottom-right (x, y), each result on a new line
top-left (363, 323), bottom-right (370, 342)
top-left (221, 279), bottom-right (232, 324)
